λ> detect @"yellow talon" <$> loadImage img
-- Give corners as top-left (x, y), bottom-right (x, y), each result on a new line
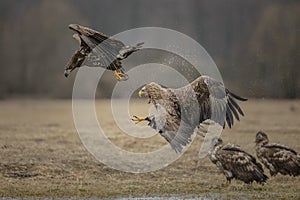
top-left (114, 70), bottom-right (124, 81)
top-left (132, 116), bottom-right (147, 124)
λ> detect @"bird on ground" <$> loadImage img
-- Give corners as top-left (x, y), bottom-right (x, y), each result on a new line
top-left (255, 131), bottom-right (300, 176)
top-left (132, 75), bottom-right (247, 153)
top-left (209, 137), bottom-right (268, 185)
top-left (65, 24), bottom-right (144, 81)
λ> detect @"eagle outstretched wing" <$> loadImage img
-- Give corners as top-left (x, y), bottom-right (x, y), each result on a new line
top-left (148, 105), bottom-right (196, 153)
top-left (79, 34), bottom-right (123, 71)
top-left (146, 89), bottom-right (194, 153)
top-left (190, 76), bottom-right (247, 128)
top-left (69, 24), bottom-right (124, 71)
top-left (69, 24), bottom-right (125, 52)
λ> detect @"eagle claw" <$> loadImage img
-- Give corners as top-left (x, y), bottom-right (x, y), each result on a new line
top-left (131, 116), bottom-right (148, 124)
top-left (114, 70), bottom-right (125, 81)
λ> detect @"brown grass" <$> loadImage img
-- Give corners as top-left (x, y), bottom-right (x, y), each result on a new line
top-left (0, 99), bottom-right (300, 199)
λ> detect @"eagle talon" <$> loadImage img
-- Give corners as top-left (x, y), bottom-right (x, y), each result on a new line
top-left (132, 116), bottom-right (148, 124)
top-left (114, 70), bottom-right (124, 81)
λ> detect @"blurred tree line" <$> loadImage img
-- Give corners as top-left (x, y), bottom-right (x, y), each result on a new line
top-left (0, 0), bottom-right (299, 98)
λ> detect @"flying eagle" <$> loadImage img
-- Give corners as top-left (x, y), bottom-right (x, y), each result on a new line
top-left (132, 75), bottom-right (247, 153)
top-left (209, 137), bottom-right (268, 184)
top-left (255, 131), bottom-right (300, 176)
top-left (64, 24), bottom-right (144, 81)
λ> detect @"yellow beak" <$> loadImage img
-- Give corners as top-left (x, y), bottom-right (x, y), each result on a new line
top-left (138, 90), bottom-right (143, 97)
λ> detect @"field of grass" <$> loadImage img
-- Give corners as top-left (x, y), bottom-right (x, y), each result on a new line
top-left (0, 99), bottom-right (300, 199)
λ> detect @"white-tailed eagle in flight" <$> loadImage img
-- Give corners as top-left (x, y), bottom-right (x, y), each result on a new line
top-left (132, 75), bottom-right (247, 153)
top-left (65, 24), bottom-right (144, 81)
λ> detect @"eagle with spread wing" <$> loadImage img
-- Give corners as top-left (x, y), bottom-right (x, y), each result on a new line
top-left (255, 131), bottom-right (300, 176)
top-left (132, 75), bottom-right (247, 153)
top-left (64, 24), bottom-right (144, 80)
top-left (209, 137), bottom-right (268, 184)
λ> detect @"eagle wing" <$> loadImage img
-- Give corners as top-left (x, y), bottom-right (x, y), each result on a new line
top-left (69, 24), bottom-right (125, 71)
top-left (262, 143), bottom-right (300, 176)
top-left (69, 24), bottom-right (125, 50)
top-left (191, 76), bottom-right (247, 128)
top-left (218, 144), bottom-right (268, 184)
top-left (148, 89), bottom-right (196, 153)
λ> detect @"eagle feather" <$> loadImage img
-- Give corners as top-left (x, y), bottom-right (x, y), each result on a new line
top-left (65, 24), bottom-right (144, 80)
top-left (137, 76), bottom-right (247, 153)
top-left (209, 137), bottom-right (268, 184)
top-left (255, 131), bottom-right (300, 176)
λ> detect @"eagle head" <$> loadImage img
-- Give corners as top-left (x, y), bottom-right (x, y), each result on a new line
top-left (64, 50), bottom-right (85, 77)
top-left (255, 131), bottom-right (269, 144)
top-left (68, 24), bottom-right (81, 33)
top-left (211, 137), bottom-right (223, 148)
top-left (138, 82), bottom-right (163, 103)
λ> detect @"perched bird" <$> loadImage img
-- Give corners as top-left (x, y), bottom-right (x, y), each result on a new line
top-left (65, 24), bottom-right (144, 81)
top-left (255, 131), bottom-right (300, 176)
top-left (209, 137), bottom-right (268, 184)
top-left (132, 75), bottom-right (247, 153)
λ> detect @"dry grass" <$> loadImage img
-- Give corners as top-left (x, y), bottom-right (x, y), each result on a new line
top-left (0, 99), bottom-right (300, 199)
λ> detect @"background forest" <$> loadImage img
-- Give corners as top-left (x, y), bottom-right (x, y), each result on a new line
top-left (0, 0), bottom-right (299, 98)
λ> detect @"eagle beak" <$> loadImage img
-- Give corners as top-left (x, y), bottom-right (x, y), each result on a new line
top-left (64, 69), bottom-right (71, 78)
top-left (138, 90), bottom-right (143, 97)
top-left (138, 87), bottom-right (146, 97)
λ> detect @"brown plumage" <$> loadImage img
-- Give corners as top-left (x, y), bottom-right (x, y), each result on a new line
top-left (132, 75), bottom-right (247, 153)
top-left (255, 131), bottom-right (300, 176)
top-left (209, 137), bottom-right (268, 184)
top-left (65, 24), bottom-right (144, 80)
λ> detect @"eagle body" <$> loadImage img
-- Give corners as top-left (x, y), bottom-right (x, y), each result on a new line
top-left (255, 131), bottom-right (300, 176)
top-left (136, 76), bottom-right (247, 153)
top-left (65, 24), bottom-right (144, 80)
top-left (209, 137), bottom-right (268, 184)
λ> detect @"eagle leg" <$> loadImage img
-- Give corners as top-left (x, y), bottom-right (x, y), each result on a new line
top-left (131, 116), bottom-right (150, 124)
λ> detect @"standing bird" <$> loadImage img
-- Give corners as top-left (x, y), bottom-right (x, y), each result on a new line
top-left (255, 131), bottom-right (300, 176)
top-left (65, 24), bottom-right (144, 81)
top-left (209, 137), bottom-right (268, 184)
top-left (132, 75), bottom-right (247, 153)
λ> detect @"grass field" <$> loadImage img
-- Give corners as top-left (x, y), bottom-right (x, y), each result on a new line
top-left (0, 99), bottom-right (300, 199)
